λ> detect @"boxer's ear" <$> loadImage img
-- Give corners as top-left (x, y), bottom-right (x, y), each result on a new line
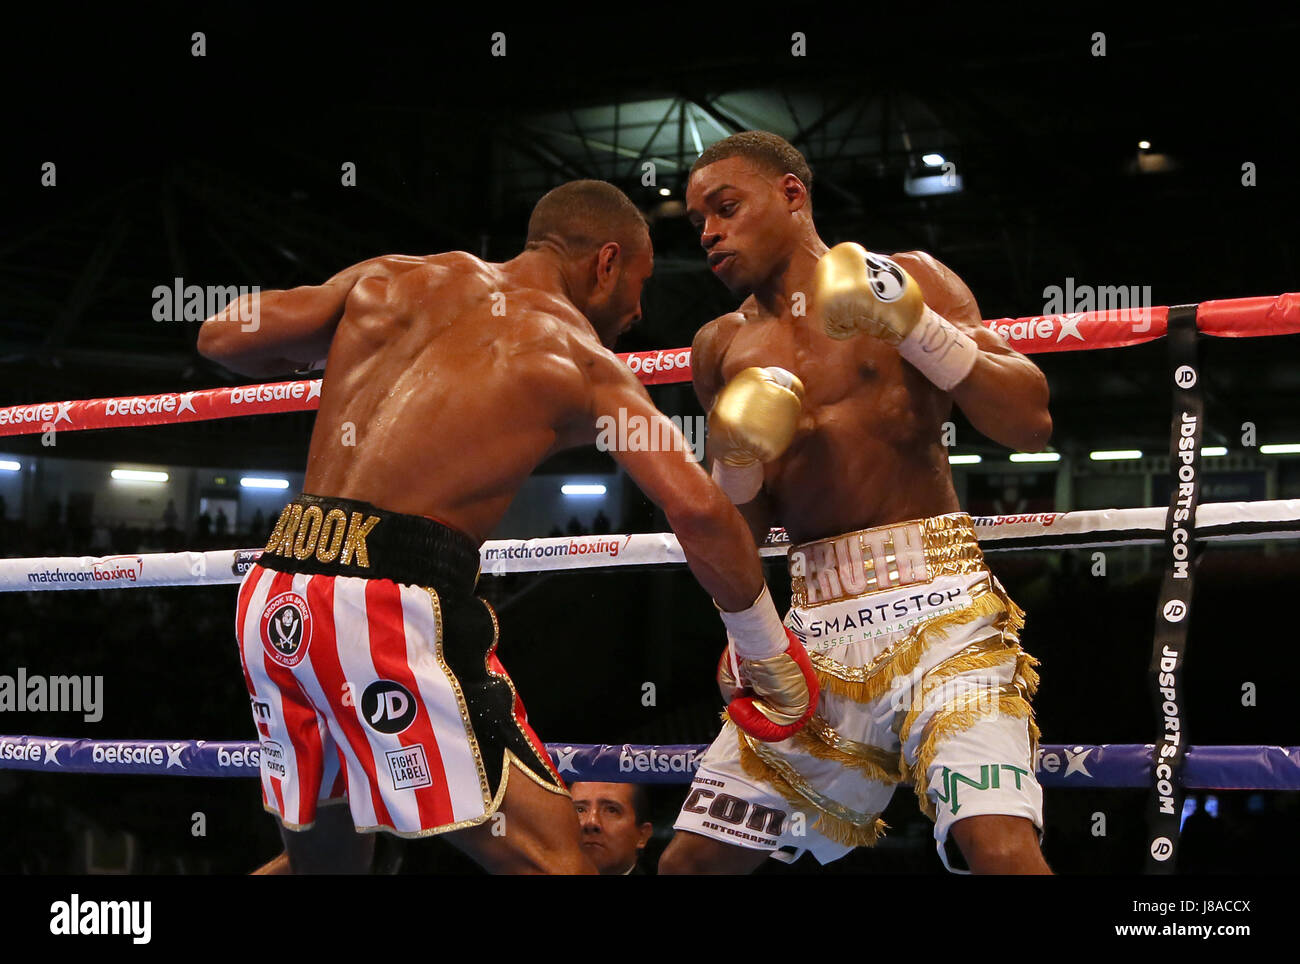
top-left (596, 241), bottom-right (621, 278)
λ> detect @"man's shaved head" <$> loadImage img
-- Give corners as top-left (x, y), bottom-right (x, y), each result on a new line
top-left (526, 179), bottom-right (649, 255)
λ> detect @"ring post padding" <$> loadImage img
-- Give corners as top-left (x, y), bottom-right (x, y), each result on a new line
top-left (1144, 305), bottom-right (1204, 873)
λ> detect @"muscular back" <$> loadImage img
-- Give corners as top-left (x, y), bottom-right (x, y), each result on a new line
top-left (304, 253), bottom-right (598, 542)
top-left (696, 252), bottom-right (967, 544)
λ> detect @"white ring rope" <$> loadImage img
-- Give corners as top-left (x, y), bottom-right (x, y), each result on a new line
top-left (2, 500), bottom-right (1296, 592)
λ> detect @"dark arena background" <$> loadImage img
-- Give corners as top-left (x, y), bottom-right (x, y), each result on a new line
top-left (1, 7), bottom-right (1298, 910)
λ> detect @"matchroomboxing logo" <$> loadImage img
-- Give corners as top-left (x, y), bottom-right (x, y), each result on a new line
top-left (25, 556), bottom-right (140, 587)
top-left (260, 740), bottom-right (287, 778)
top-left (482, 536), bottom-right (632, 566)
top-left (969, 513), bottom-right (1060, 527)
top-left (92, 555), bottom-right (144, 584)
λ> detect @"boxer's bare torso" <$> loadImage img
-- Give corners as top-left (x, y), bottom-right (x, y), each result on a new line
top-left (303, 252), bottom-right (636, 542)
top-left (694, 252), bottom-right (978, 545)
top-left (202, 235), bottom-right (773, 611)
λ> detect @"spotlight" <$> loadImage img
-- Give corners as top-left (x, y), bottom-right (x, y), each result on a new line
top-left (111, 469), bottom-right (168, 483)
top-left (240, 477), bottom-right (291, 489)
top-left (562, 483), bottom-right (606, 496)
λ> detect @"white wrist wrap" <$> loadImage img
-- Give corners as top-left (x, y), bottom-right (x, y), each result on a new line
top-left (898, 306), bottom-right (978, 390)
top-left (717, 584), bottom-right (788, 661)
top-left (711, 459), bottom-right (763, 504)
top-left (762, 366), bottom-right (799, 391)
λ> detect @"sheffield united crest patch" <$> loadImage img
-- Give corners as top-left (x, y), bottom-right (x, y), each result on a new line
top-left (260, 592), bottom-right (312, 667)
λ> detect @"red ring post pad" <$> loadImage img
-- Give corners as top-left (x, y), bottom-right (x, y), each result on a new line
top-left (1, 737), bottom-right (1297, 789)
top-left (1, 293), bottom-right (1296, 437)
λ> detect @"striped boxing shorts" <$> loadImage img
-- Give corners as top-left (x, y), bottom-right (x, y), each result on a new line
top-left (236, 493), bottom-right (565, 837)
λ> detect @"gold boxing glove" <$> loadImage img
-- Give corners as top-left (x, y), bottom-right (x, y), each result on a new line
top-left (707, 367), bottom-right (805, 504)
top-left (814, 242), bottom-right (978, 390)
top-left (715, 585), bottom-right (820, 742)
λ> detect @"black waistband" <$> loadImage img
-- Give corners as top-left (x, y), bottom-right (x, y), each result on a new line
top-left (257, 493), bottom-right (481, 598)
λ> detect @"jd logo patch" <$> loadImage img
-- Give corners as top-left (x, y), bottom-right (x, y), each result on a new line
top-left (360, 680), bottom-right (418, 735)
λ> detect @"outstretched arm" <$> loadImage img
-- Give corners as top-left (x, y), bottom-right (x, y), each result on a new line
top-left (571, 343), bottom-right (819, 742)
top-left (586, 359), bottom-right (765, 612)
top-left (197, 258), bottom-right (390, 378)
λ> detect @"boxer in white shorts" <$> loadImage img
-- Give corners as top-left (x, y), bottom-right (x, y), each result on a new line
top-left (674, 514), bottom-right (1041, 872)
top-left (660, 131), bottom-right (1053, 874)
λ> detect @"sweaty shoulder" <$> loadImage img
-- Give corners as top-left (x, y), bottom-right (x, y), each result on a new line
top-left (344, 252), bottom-right (494, 307)
top-left (493, 305), bottom-right (605, 420)
top-left (891, 250), bottom-right (980, 325)
top-left (691, 309), bottom-right (747, 405)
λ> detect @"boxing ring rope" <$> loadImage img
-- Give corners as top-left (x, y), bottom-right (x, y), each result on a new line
top-left (1, 292), bottom-right (1298, 435)
top-left (1, 737), bottom-right (1298, 790)
top-left (2, 288), bottom-right (1299, 872)
top-left (0, 501), bottom-right (1297, 590)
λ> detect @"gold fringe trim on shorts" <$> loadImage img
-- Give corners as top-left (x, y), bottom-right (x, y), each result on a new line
top-left (908, 686), bottom-right (1040, 821)
top-left (792, 716), bottom-right (905, 785)
top-left (734, 730), bottom-right (887, 848)
top-left (897, 637), bottom-right (1021, 748)
top-left (809, 580), bottom-right (1009, 705)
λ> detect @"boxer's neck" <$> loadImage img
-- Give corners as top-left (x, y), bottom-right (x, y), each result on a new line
top-left (752, 229), bottom-right (829, 318)
top-left (503, 247), bottom-right (580, 309)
